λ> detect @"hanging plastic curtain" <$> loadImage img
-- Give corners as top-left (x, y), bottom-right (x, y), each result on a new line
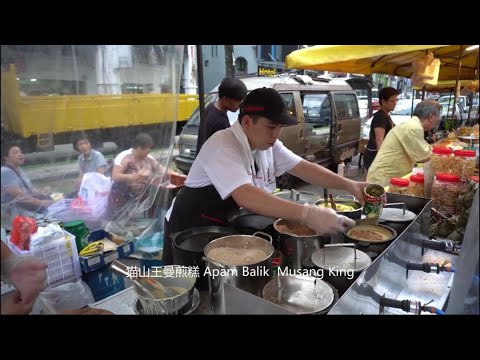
top-left (1, 45), bottom-right (190, 239)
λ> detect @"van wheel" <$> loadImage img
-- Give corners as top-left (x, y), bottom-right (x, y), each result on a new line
top-left (276, 173), bottom-right (296, 190)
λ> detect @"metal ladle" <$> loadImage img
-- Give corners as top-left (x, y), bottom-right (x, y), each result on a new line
top-left (110, 260), bottom-right (179, 299)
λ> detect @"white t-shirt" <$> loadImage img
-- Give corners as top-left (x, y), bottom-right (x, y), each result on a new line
top-left (114, 148), bottom-right (156, 166)
top-left (186, 128), bottom-right (302, 200)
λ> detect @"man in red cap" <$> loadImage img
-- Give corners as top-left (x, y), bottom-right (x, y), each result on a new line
top-left (163, 88), bottom-right (368, 264)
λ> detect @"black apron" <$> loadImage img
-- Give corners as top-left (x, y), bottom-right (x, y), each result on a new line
top-left (163, 185), bottom-right (238, 264)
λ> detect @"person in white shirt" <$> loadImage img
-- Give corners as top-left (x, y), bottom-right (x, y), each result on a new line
top-left (164, 88), bottom-right (368, 264)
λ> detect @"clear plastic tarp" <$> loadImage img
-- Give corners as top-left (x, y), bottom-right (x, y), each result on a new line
top-left (1, 45), bottom-right (193, 241)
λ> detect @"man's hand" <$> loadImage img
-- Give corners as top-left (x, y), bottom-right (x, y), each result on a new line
top-left (347, 180), bottom-right (369, 205)
top-left (301, 204), bottom-right (355, 235)
top-left (1, 291), bottom-right (35, 315)
top-left (5, 256), bottom-right (47, 304)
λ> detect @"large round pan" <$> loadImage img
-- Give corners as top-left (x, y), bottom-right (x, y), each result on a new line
top-left (227, 208), bottom-right (276, 234)
top-left (344, 224), bottom-right (397, 244)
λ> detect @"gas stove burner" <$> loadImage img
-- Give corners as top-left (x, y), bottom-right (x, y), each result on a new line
top-left (134, 288), bottom-right (200, 315)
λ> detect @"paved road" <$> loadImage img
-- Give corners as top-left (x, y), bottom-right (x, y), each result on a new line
top-left (22, 137), bottom-right (363, 199)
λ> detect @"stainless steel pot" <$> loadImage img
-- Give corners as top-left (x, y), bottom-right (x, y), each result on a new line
top-left (273, 218), bottom-right (329, 271)
top-left (314, 195), bottom-right (363, 220)
top-left (203, 231), bottom-right (274, 314)
top-left (133, 265), bottom-right (197, 315)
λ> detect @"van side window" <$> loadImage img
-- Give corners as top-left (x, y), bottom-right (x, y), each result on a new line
top-left (302, 93), bottom-right (331, 128)
top-left (279, 93), bottom-right (297, 119)
top-left (334, 94), bottom-right (359, 120)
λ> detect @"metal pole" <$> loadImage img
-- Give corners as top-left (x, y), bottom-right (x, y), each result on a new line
top-left (410, 89), bottom-right (415, 116)
top-left (196, 45), bottom-right (206, 154)
top-left (452, 46), bottom-right (464, 128)
top-left (466, 53), bottom-right (479, 126)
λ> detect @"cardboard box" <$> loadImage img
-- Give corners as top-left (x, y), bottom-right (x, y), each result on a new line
top-left (80, 239), bottom-right (135, 273)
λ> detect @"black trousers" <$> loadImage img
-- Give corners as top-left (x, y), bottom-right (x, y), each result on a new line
top-left (363, 148), bottom-right (377, 172)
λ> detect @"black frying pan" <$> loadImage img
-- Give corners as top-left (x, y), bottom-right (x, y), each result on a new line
top-left (227, 208), bottom-right (276, 234)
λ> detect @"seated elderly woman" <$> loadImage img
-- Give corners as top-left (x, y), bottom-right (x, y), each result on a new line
top-left (106, 133), bottom-right (178, 217)
top-left (1, 143), bottom-right (54, 214)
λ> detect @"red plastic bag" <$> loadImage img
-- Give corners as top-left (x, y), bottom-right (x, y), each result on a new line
top-left (10, 216), bottom-right (38, 251)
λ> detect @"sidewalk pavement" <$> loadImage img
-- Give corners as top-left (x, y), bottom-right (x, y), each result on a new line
top-left (295, 154), bottom-right (367, 198)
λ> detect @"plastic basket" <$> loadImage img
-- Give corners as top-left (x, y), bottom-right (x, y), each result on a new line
top-left (7, 231), bottom-right (82, 288)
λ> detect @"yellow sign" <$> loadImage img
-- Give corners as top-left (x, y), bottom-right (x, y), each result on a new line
top-left (258, 67), bottom-right (277, 77)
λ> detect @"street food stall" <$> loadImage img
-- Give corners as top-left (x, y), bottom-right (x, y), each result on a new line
top-left (2, 45), bottom-right (478, 315)
top-left (79, 177), bottom-right (477, 315)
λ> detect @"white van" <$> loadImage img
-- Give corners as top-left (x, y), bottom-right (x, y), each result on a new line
top-left (175, 74), bottom-right (365, 188)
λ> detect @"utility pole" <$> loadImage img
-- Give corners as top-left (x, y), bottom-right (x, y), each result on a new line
top-left (224, 45), bottom-right (235, 78)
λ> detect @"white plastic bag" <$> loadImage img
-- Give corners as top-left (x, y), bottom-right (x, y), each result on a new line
top-left (79, 172), bottom-right (112, 217)
top-left (31, 278), bottom-right (95, 314)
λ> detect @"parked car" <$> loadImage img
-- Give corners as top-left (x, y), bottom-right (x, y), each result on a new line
top-left (176, 74), bottom-right (365, 188)
top-left (361, 102), bottom-right (419, 139)
top-left (436, 103), bottom-right (478, 130)
top-left (438, 95), bottom-right (469, 110)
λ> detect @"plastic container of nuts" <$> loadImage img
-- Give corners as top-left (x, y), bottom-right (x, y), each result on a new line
top-left (388, 177), bottom-right (410, 195)
top-left (432, 173), bottom-right (461, 216)
top-left (451, 149), bottom-right (476, 180)
top-left (431, 147), bottom-right (453, 175)
top-left (406, 173), bottom-right (425, 197)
